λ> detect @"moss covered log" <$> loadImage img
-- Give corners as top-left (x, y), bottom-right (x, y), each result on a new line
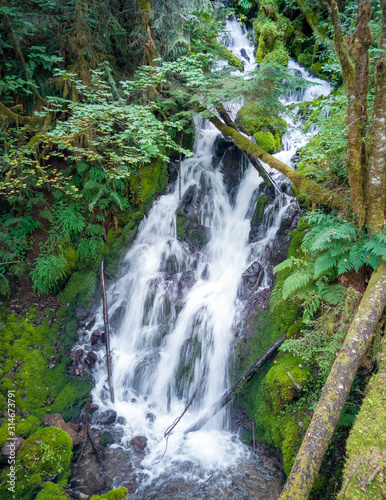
top-left (279, 261), bottom-right (386, 500)
top-left (208, 114), bottom-right (350, 213)
top-left (337, 335), bottom-right (386, 499)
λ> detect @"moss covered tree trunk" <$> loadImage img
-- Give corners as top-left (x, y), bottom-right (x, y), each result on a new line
top-left (139, 0), bottom-right (158, 67)
top-left (326, 0), bottom-right (373, 228)
top-left (278, 261), bottom-right (386, 500)
top-left (366, 0), bottom-right (386, 232)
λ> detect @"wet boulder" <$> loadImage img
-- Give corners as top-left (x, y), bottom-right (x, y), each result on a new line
top-left (42, 413), bottom-right (82, 446)
top-left (131, 435), bottom-right (147, 449)
top-left (86, 401), bottom-right (99, 414)
top-left (220, 146), bottom-right (247, 202)
top-left (84, 351), bottom-right (98, 367)
top-left (213, 135), bottom-right (234, 158)
top-left (277, 202), bottom-right (299, 237)
top-left (91, 329), bottom-right (102, 345)
top-left (96, 409), bottom-right (117, 426)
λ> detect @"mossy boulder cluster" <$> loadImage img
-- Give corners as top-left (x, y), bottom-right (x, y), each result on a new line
top-left (235, 102), bottom-right (286, 153)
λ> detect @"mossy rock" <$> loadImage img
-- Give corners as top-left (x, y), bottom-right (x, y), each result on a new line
top-left (90, 487), bottom-right (128, 500)
top-left (130, 157), bottom-right (168, 212)
top-left (100, 431), bottom-right (114, 446)
top-left (253, 9), bottom-right (292, 66)
top-left (251, 195), bottom-right (269, 225)
top-left (298, 52), bottom-right (312, 68)
top-left (235, 102), bottom-right (287, 138)
top-left (187, 227), bottom-right (209, 245)
top-left (253, 131), bottom-right (277, 154)
top-left (0, 427), bottom-right (72, 499)
top-left (262, 354), bottom-right (311, 415)
top-left (35, 481), bottom-right (64, 499)
top-left (176, 209), bottom-right (187, 240)
top-left (213, 41), bottom-right (244, 71)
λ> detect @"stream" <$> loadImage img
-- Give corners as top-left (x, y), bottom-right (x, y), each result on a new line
top-left (75, 18), bottom-right (331, 499)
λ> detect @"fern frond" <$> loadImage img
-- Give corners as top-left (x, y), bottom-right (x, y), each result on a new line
top-left (282, 272), bottom-right (313, 301)
top-left (313, 252), bottom-right (340, 279)
top-left (273, 256), bottom-right (303, 274)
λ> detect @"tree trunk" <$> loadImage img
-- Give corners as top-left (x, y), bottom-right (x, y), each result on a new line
top-left (366, 0), bottom-right (386, 232)
top-left (325, 0), bottom-right (370, 228)
top-left (208, 114), bottom-right (350, 213)
top-left (184, 334), bottom-right (286, 434)
top-left (279, 261), bottom-right (386, 500)
top-left (139, 0), bottom-right (158, 67)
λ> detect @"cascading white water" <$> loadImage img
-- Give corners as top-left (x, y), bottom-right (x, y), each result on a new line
top-left (84, 18), bottom-right (331, 494)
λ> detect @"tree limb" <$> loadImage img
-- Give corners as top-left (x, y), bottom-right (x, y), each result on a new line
top-left (208, 114), bottom-right (350, 213)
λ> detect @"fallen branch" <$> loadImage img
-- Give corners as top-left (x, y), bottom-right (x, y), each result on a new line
top-left (100, 259), bottom-right (115, 403)
top-left (207, 114), bottom-right (350, 213)
top-left (184, 333), bottom-right (286, 434)
top-left (164, 375), bottom-right (206, 438)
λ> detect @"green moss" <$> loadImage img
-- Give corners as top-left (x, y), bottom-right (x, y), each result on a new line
top-left (188, 228), bottom-right (208, 245)
top-left (252, 196), bottom-right (269, 225)
top-left (213, 41), bottom-right (244, 71)
top-left (35, 481), bottom-right (64, 499)
top-left (130, 157), bottom-right (168, 212)
top-left (253, 9), bottom-right (292, 66)
top-left (262, 354), bottom-right (311, 415)
top-left (262, 44), bottom-right (289, 67)
top-left (253, 131), bottom-right (277, 154)
top-left (338, 340), bottom-right (386, 499)
top-left (235, 102), bottom-right (287, 138)
top-left (90, 487), bottom-right (128, 500)
top-left (176, 209), bottom-right (187, 240)
top-left (282, 421), bottom-right (303, 476)
top-left (298, 53), bottom-right (312, 68)
top-left (51, 379), bottom-right (93, 422)
top-left (60, 270), bottom-right (98, 308)
top-left (0, 427), bottom-right (72, 499)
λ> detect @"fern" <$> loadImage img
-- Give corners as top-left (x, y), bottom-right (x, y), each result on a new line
top-left (31, 254), bottom-right (68, 294)
top-left (282, 272), bottom-right (314, 301)
top-left (57, 207), bottom-right (85, 235)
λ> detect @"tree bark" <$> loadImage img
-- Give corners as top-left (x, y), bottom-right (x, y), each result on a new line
top-left (325, 0), bottom-right (369, 228)
top-left (100, 259), bottom-right (115, 404)
top-left (208, 114), bottom-right (350, 213)
top-left (366, 0), bottom-right (386, 232)
top-left (184, 333), bottom-right (286, 434)
top-left (279, 261), bottom-right (386, 500)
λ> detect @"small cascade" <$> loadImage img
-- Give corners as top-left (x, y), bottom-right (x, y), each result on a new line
top-left (78, 18), bottom-right (331, 498)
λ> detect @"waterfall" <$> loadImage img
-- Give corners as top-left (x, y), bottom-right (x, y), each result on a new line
top-left (82, 18), bottom-right (331, 495)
